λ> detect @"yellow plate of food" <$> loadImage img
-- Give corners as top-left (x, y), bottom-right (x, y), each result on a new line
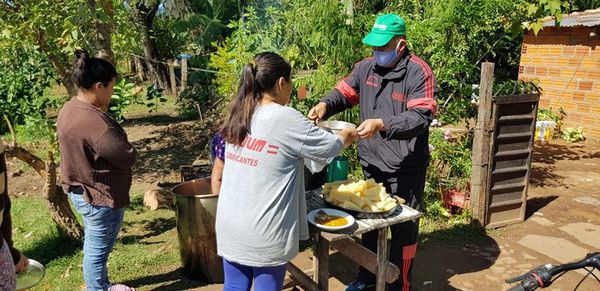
top-left (321, 178), bottom-right (402, 214)
top-left (308, 208), bottom-right (355, 231)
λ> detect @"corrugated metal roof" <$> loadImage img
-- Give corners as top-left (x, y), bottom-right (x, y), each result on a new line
top-left (542, 9), bottom-right (600, 27)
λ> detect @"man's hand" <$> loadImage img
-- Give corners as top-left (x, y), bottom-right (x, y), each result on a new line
top-left (338, 128), bottom-right (359, 146)
top-left (15, 252), bottom-right (29, 273)
top-left (357, 119), bottom-right (384, 139)
top-left (307, 102), bottom-right (327, 122)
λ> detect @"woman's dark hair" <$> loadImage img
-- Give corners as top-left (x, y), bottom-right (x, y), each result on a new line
top-left (72, 50), bottom-right (117, 90)
top-left (221, 52), bottom-right (292, 146)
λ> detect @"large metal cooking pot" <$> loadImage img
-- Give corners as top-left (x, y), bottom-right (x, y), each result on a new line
top-left (171, 177), bottom-right (223, 283)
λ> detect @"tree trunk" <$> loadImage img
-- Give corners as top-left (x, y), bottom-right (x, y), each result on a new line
top-left (132, 56), bottom-right (147, 81)
top-left (3, 142), bottom-right (83, 240)
top-left (144, 188), bottom-right (174, 210)
top-left (88, 0), bottom-right (116, 64)
top-left (135, 2), bottom-right (173, 95)
top-left (45, 152), bottom-right (83, 240)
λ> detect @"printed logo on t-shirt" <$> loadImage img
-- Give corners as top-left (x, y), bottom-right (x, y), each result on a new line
top-left (267, 145), bottom-right (279, 155)
top-left (226, 135), bottom-right (280, 167)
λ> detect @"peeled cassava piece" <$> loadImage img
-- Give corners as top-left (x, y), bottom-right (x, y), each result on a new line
top-left (321, 178), bottom-right (401, 212)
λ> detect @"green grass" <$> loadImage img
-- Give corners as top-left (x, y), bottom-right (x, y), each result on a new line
top-left (11, 192), bottom-right (205, 290)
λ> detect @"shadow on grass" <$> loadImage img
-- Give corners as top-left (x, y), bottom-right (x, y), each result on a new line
top-left (126, 195), bottom-right (147, 212)
top-left (23, 231), bottom-right (81, 265)
top-left (327, 222), bottom-right (498, 290)
top-left (120, 217), bottom-right (176, 245)
top-left (121, 268), bottom-right (207, 290)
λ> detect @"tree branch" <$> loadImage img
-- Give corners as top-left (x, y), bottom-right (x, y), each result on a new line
top-left (2, 114), bottom-right (16, 146)
top-left (1, 141), bottom-right (48, 178)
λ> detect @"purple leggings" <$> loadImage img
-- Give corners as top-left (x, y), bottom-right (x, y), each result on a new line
top-left (223, 259), bottom-right (287, 291)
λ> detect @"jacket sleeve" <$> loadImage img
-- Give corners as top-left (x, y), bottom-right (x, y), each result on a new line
top-left (378, 60), bottom-right (437, 140)
top-left (321, 62), bottom-right (362, 119)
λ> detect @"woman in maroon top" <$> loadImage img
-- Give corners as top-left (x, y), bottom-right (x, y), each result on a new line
top-left (57, 50), bottom-right (137, 291)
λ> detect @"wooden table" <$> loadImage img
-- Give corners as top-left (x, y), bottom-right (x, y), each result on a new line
top-left (287, 189), bottom-right (422, 291)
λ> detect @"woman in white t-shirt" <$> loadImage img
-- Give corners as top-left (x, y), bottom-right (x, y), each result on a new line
top-left (216, 52), bottom-right (358, 291)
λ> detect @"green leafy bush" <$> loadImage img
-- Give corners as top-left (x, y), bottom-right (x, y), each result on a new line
top-left (0, 45), bottom-right (58, 134)
top-left (210, 1), bottom-right (371, 112)
top-left (426, 128), bottom-right (473, 215)
top-left (109, 79), bottom-right (137, 123)
top-left (561, 127), bottom-right (585, 143)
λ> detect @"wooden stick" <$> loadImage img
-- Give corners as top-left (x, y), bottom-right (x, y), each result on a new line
top-left (181, 58), bottom-right (188, 90)
top-left (469, 62), bottom-right (495, 226)
top-left (313, 233), bottom-right (330, 291)
top-left (169, 60), bottom-right (177, 96)
top-left (376, 228), bottom-right (389, 291)
top-left (331, 238), bottom-right (399, 283)
top-left (286, 264), bottom-right (320, 291)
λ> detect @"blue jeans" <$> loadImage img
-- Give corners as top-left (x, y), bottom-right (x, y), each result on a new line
top-left (69, 192), bottom-right (125, 291)
top-left (223, 259), bottom-right (287, 291)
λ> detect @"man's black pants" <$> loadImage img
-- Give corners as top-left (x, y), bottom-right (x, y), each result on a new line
top-left (356, 169), bottom-right (426, 291)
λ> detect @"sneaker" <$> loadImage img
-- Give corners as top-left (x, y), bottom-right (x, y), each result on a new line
top-left (345, 280), bottom-right (375, 291)
top-left (108, 284), bottom-right (135, 291)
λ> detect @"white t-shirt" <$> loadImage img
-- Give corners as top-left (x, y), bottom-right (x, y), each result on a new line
top-left (216, 103), bottom-right (343, 267)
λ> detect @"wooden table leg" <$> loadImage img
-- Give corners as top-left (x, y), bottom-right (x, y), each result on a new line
top-left (312, 232), bottom-right (329, 291)
top-left (376, 228), bottom-right (389, 291)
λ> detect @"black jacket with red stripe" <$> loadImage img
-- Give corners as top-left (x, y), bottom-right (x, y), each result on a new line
top-left (321, 49), bottom-right (437, 174)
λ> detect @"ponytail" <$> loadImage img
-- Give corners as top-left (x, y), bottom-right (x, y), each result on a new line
top-left (72, 49), bottom-right (117, 90)
top-left (222, 52), bottom-right (291, 146)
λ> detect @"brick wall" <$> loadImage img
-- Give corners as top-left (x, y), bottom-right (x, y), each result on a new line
top-left (518, 26), bottom-right (600, 142)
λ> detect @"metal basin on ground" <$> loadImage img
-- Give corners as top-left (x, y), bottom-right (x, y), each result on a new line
top-left (171, 177), bottom-right (223, 283)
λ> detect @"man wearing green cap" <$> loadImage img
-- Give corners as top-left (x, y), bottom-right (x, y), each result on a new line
top-left (309, 13), bottom-right (437, 291)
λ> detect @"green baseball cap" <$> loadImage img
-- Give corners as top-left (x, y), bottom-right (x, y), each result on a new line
top-left (362, 14), bottom-right (406, 47)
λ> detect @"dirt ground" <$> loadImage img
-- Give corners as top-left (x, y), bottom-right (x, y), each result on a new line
top-left (5, 116), bottom-right (599, 290)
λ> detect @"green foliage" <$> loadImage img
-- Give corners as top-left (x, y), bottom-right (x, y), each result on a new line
top-left (145, 84), bottom-right (167, 113)
top-left (109, 79), bottom-right (167, 123)
top-left (210, 0), bottom-right (371, 120)
top-left (570, 0), bottom-right (600, 10)
top-left (109, 79), bottom-right (137, 123)
top-left (176, 55), bottom-right (222, 118)
top-left (524, 0), bottom-right (571, 35)
top-left (561, 127), bottom-right (585, 142)
top-left (0, 45), bottom-right (58, 133)
top-left (426, 129), bottom-right (473, 215)
top-left (0, 0), bottom-right (82, 51)
top-left (389, 0), bottom-right (528, 124)
top-left (170, 0), bottom-right (240, 55)
top-left (153, 16), bottom-right (189, 60)
top-left (537, 106), bottom-right (565, 137)
top-left (537, 108), bottom-right (560, 122)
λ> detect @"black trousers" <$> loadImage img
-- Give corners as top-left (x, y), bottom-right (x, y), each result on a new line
top-left (356, 168), bottom-right (426, 291)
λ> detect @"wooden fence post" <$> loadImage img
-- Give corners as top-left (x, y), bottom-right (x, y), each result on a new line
top-left (470, 62), bottom-right (495, 226)
top-left (169, 60), bottom-right (177, 96)
top-left (181, 58), bottom-right (188, 92)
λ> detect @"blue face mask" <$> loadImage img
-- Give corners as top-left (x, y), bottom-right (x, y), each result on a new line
top-left (373, 40), bottom-right (403, 67)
